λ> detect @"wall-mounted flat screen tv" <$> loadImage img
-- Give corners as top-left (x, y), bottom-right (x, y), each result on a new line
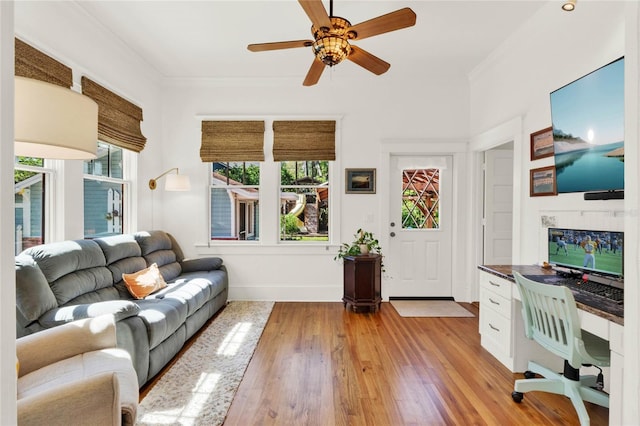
top-left (550, 57), bottom-right (625, 193)
top-left (548, 227), bottom-right (623, 280)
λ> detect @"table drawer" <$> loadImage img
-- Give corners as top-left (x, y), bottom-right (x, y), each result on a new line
top-left (480, 287), bottom-right (511, 319)
top-left (479, 271), bottom-right (512, 299)
top-left (480, 305), bottom-right (511, 356)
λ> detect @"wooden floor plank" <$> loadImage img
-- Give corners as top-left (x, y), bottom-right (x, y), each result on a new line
top-left (222, 301), bottom-right (608, 425)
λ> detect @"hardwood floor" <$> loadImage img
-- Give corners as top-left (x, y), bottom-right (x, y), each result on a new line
top-left (224, 302), bottom-right (608, 425)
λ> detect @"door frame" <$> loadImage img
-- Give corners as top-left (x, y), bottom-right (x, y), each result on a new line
top-left (469, 117), bottom-right (523, 302)
top-left (380, 139), bottom-right (469, 302)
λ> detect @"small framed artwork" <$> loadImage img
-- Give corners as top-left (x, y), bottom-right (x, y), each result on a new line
top-left (345, 168), bottom-right (376, 194)
top-left (530, 165), bottom-right (557, 197)
top-left (530, 126), bottom-right (554, 160)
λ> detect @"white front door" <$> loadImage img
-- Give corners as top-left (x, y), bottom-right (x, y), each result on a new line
top-left (386, 155), bottom-right (453, 298)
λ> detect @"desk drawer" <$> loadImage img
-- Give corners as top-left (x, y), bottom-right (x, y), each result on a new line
top-left (480, 305), bottom-right (511, 356)
top-left (479, 271), bottom-right (512, 299)
top-left (480, 287), bottom-right (511, 319)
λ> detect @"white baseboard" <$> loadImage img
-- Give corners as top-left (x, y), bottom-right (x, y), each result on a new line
top-left (228, 284), bottom-right (343, 302)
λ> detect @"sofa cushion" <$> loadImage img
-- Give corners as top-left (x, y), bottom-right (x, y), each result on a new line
top-left (94, 234), bottom-right (142, 265)
top-left (24, 240), bottom-right (106, 283)
top-left (24, 240), bottom-right (113, 306)
top-left (134, 231), bottom-right (182, 281)
top-left (151, 270), bottom-right (227, 317)
top-left (134, 298), bottom-right (188, 349)
top-left (122, 264), bottom-right (167, 299)
top-left (180, 257), bottom-right (223, 273)
top-left (38, 301), bottom-right (141, 328)
top-left (15, 255), bottom-right (58, 322)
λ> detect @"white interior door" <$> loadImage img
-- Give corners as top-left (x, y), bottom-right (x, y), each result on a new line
top-left (386, 155), bottom-right (453, 298)
top-left (483, 149), bottom-right (513, 264)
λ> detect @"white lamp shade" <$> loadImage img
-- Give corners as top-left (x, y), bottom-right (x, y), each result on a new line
top-left (15, 76), bottom-right (98, 159)
top-left (164, 173), bottom-right (191, 191)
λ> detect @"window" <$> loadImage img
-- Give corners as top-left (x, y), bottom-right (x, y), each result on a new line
top-left (83, 142), bottom-right (127, 238)
top-left (280, 161), bottom-right (329, 241)
top-left (203, 119), bottom-right (336, 245)
top-left (14, 157), bottom-right (49, 254)
top-left (211, 162), bottom-right (260, 241)
top-left (402, 168), bottom-right (440, 229)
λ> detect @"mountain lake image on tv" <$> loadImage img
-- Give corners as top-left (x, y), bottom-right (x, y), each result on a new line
top-left (548, 227), bottom-right (623, 279)
top-left (550, 57), bottom-right (625, 194)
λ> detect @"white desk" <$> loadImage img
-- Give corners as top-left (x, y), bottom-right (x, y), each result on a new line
top-left (478, 265), bottom-right (623, 425)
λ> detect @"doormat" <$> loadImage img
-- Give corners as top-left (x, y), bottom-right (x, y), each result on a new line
top-left (390, 300), bottom-right (475, 317)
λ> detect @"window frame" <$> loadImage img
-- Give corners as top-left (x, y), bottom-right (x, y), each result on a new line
top-left (82, 142), bottom-right (135, 238)
top-left (203, 116), bottom-right (341, 248)
top-left (14, 158), bottom-right (54, 253)
top-left (209, 161), bottom-right (261, 242)
top-left (278, 160), bottom-right (330, 244)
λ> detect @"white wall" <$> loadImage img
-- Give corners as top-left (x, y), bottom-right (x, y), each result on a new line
top-left (9, 1), bottom-right (474, 304)
top-left (469, 2), bottom-right (638, 423)
top-left (0, 3), bottom-right (17, 423)
top-left (160, 76), bottom-right (471, 301)
top-left (14, 1), bottom-right (164, 238)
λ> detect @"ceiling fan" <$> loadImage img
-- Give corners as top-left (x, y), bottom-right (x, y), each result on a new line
top-left (247, 0), bottom-right (417, 86)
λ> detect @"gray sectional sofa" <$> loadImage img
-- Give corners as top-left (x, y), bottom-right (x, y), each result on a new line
top-left (15, 230), bottom-right (228, 387)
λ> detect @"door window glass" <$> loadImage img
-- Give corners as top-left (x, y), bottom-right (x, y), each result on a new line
top-left (402, 168), bottom-right (440, 229)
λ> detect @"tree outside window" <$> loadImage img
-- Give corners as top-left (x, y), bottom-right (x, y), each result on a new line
top-left (280, 161), bottom-right (329, 242)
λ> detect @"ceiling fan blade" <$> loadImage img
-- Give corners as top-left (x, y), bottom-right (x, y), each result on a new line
top-left (347, 45), bottom-right (390, 75)
top-left (298, 0), bottom-right (331, 30)
top-left (303, 57), bottom-right (326, 86)
top-left (248, 40), bottom-right (313, 52)
top-left (348, 8), bottom-right (416, 41)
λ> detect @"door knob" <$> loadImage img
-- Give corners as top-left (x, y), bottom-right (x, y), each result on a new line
top-left (390, 222), bottom-right (395, 227)
top-left (390, 232), bottom-right (396, 237)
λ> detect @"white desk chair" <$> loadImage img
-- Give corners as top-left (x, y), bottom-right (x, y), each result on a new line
top-left (511, 271), bottom-right (610, 426)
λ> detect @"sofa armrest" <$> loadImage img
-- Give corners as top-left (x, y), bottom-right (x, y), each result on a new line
top-left (17, 315), bottom-right (117, 377)
top-left (180, 256), bottom-right (223, 273)
top-left (18, 372), bottom-right (121, 426)
top-left (38, 300), bottom-right (140, 329)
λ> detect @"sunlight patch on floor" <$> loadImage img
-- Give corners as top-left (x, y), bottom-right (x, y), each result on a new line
top-left (217, 322), bottom-right (252, 356)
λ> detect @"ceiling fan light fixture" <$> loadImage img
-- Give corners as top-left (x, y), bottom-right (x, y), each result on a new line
top-left (313, 36), bottom-right (351, 66)
top-left (562, 0), bottom-right (576, 11)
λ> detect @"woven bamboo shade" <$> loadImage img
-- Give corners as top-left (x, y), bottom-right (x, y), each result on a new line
top-left (15, 38), bottom-right (72, 88)
top-left (200, 121), bottom-right (265, 162)
top-left (272, 121), bottom-right (336, 161)
top-left (81, 77), bottom-right (146, 152)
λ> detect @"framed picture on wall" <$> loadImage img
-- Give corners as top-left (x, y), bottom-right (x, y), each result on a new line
top-left (530, 165), bottom-right (557, 196)
top-left (345, 168), bottom-right (376, 194)
top-left (530, 126), bottom-right (554, 160)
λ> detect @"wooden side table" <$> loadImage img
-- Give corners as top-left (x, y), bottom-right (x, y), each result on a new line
top-left (342, 254), bottom-right (382, 313)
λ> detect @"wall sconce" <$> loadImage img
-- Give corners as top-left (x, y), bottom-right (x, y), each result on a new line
top-left (15, 76), bottom-right (98, 159)
top-left (149, 168), bottom-right (191, 191)
top-left (562, 0), bottom-right (576, 11)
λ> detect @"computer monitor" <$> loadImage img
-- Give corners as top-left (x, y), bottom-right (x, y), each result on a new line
top-left (548, 227), bottom-right (623, 282)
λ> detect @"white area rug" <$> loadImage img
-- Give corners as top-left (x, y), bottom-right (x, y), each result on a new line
top-left (390, 300), bottom-right (475, 317)
top-left (137, 301), bottom-right (274, 426)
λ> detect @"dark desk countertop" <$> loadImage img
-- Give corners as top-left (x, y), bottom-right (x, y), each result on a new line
top-left (479, 264), bottom-right (624, 326)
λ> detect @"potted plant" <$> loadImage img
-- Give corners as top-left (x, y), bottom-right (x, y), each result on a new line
top-left (335, 228), bottom-right (384, 263)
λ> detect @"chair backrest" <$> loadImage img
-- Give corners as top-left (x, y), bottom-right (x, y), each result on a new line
top-left (513, 271), bottom-right (583, 367)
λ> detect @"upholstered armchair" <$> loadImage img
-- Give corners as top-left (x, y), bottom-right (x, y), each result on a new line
top-left (16, 314), bottom-right (138, 426)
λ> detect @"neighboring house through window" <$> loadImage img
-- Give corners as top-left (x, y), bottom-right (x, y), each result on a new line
top-left (83, 141), bottom-right (127, 238)
top-left (14, 157), bottom-right (49, 254)
top-left (211, 162), bottom-right (260, 241)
